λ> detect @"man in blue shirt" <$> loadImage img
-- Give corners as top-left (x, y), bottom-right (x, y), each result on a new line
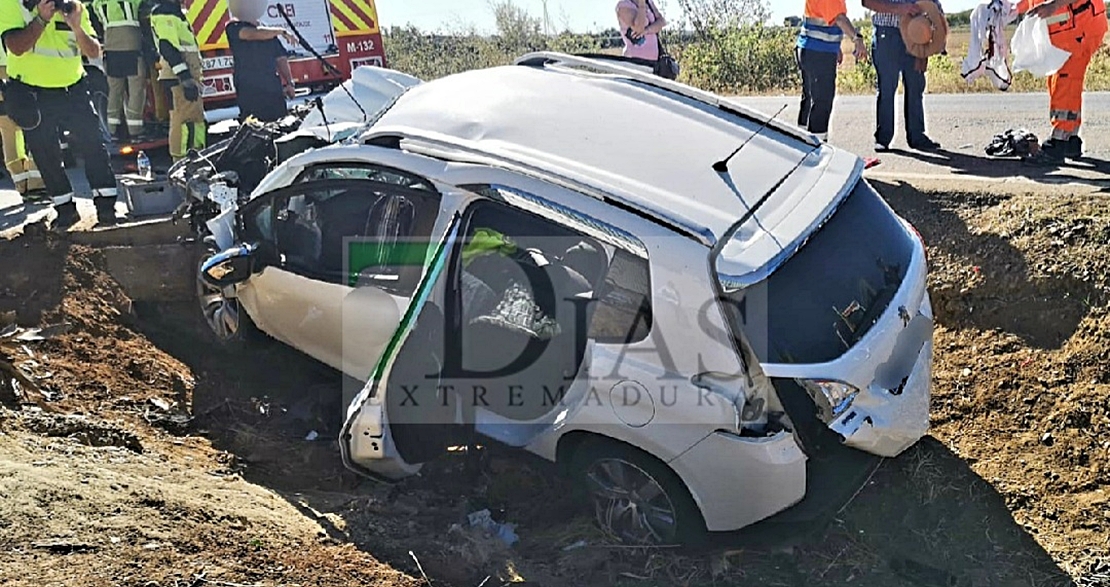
top-left (864, 0), bottom-right (944, 152)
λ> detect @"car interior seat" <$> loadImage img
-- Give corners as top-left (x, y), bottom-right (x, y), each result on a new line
top-left (460, 248), bottom-right (594, 421)
top-left (275, 203), bottom-right (323, 271)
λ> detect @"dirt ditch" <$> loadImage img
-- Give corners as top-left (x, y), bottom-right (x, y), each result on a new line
top-left (1, 180), bottom-right (1109, 586)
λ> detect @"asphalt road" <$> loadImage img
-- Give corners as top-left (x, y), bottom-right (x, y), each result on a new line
top-left (731, 91), bottom-right (1110, 186)
top-left (2, 91), bottom-right (1107, 235)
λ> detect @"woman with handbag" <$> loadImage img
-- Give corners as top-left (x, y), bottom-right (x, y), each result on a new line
top-left (616, 0), bottom-right (678, 79)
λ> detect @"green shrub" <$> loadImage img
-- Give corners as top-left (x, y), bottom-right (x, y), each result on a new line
top-left (677, 25), bottom-right (800, 93)
top-left (671, 0), bottom-right (799, 93)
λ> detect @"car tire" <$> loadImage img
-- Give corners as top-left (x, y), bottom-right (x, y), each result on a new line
top-left (193, 237), bottom-right (265, 349)
top-left (569, 438), bottom-right (707, 546)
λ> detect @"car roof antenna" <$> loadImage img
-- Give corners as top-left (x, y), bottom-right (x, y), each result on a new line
top-left (712, 103), bottom-right (788, 173)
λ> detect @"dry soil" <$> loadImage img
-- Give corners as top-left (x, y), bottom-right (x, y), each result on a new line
top-left (0, 179), bottom-right (1108, 587)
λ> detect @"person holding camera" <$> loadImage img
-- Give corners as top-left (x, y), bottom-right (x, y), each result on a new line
top-left (616, 0), bottom-right (667, 61)
top-left (150, 0), bottom-right (204, 161)
top-left (0, 0), bottom-right (120, 229)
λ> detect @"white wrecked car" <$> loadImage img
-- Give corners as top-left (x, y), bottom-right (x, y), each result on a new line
top-left (185, 53), bottom-right (933, 545)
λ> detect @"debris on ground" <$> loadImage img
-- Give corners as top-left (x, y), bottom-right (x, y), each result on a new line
top-left (463, 508), bottom-right (520, 546)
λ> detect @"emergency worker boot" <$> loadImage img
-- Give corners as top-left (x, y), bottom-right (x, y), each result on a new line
top-left (1064, 136), bottom-right (1083, 159)
top-left (94, 197), bottom-right (119, 227)
top-left (51, 202), bottom-right (80, 231)
top-left (1023, 139), bottom-right (1067, 167)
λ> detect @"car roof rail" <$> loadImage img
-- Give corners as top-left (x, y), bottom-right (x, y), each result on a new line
top-left (513, 51), bottom-right (818, 146)
top-left (362, 127), bottom-right (712, 243)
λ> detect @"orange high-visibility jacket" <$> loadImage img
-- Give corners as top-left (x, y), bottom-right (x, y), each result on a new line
top-left (1016, 0), bottom-right (1107, 43)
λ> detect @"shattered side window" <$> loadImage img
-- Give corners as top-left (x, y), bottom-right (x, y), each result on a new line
top-left (589, 249), bottom-right (653, 345)
top-left (298, 163), bottom-right (435, 192)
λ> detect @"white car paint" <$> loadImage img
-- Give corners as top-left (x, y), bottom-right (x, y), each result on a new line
top-left (238, 267), bottom-right (404, 381)
top-left (206, 53), bottom-right (933, 536)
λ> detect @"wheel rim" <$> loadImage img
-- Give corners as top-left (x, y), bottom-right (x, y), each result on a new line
top-left (197, 266), bottom-right (240, 342)
top-left (585, 457), bottom-right (678, 544)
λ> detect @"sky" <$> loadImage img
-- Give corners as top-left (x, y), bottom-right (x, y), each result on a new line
top-left (374, 0), bottom-right (984, 34)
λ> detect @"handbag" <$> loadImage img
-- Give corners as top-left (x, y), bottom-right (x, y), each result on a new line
top-left (644, 0), bottom-right (679, 79)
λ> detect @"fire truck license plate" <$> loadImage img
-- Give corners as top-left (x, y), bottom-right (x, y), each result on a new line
top-left (349, 56), bottom-right (383, 70)
top-left (202, 56), bottom-right (235, 71)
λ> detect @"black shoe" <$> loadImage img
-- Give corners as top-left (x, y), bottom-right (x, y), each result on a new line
top-left (1042, 137), bottom-right (1083, 159)
top-left (908, 136), bottom-right (942, 151)
top-left (1023, 143), bottom-right (1066, 167)
top-left (51, 202), bottom-right (80, 231)
top-left (94, 197), bottom-right (118, 227)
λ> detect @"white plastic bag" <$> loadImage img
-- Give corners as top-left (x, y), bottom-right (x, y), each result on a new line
top-left (1011, 15), bottom-right (1071, 77)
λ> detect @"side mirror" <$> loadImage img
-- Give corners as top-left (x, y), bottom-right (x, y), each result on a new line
top-left (200, 243), bottom-right (259, 289)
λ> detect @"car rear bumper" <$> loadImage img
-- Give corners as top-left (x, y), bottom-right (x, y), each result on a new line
top-left (669, 429), bottom-right (808, 532)
top-left (832, 334), bottom-right (932, 457)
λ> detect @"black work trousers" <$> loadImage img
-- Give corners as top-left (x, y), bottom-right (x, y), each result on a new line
top-left (796, 47), bottom-right (839, 136)
top-left (22, 77), bottom-right (117, 206)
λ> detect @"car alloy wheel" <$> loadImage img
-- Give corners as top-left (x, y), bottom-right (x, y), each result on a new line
top-left (194, 238), bottom-right (256, 346)
top-left (584, 457), bottom-right (680, 545)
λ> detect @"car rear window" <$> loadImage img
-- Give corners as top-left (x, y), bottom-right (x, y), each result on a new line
top-left (721, 180), bottom-right (915, 365)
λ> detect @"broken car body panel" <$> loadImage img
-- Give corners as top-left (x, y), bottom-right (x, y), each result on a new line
top-left (184, 53), bottom-right (933, 537)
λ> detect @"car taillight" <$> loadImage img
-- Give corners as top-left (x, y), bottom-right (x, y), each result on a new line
top-left (907, 222), bottom-right (928, 263)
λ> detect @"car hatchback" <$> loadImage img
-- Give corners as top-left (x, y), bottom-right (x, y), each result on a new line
top-left (191, 53), bottom-right (933, 545)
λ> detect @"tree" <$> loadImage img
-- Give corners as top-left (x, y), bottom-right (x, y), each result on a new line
top-left (676, 0), bottom-right (771, 38)
top-left (491, 0), bottom-right (543, 48)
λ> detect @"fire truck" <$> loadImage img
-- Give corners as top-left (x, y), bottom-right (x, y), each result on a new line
top-left (101, 0), bottom-right (388, 157)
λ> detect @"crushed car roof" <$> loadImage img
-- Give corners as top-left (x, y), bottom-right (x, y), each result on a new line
top-left (362, 54), bottom-right (863, 287)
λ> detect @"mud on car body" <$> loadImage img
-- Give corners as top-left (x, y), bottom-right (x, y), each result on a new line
top-left (179, 54), bottom-right (934, 545)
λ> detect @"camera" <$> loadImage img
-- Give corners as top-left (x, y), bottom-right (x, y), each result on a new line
top-left (624, 27), bottom-right (645, 46)
top-left (23, 0), bottom-right (75, 14)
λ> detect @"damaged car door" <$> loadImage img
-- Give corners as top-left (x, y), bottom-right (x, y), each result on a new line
top-left (233, 165), bottom-right (444, 381)
top-left (341, 196), bottom-right (603, 479)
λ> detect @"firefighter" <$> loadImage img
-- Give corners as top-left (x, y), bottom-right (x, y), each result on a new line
top-left (1018, 0), bottom-right (1107, 165)
top-left (0, 49), bottom-right (45, 199)
top-left (90, 0), bottom-right (147, 140)
top-left (0, 0), bottom-right (120, 229)
top-left (150, 0), bottom-right (204, 160)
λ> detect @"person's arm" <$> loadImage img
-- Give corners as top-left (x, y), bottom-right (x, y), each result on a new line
top-left (151, 12), bottom-right (189, 79)
top-left (67, 2), bottom-right (102, 59)
top-left (1029, 0), bottom-right (1079, 18)
top-left (861, 0), bottom-right (924, 16)
top-left (834, 13), bottom-right (867, 61)
top-left (616, 0), bottom-right (648, 36)
top-left (3, 0), bottom-right (56, 56)
top-left (151, 10), bottom-right (199, 99)
top-left (277, 55), bottom-right (294, 98)
top-left (642, 0), bottom-right (666, 34)
top-left (237, 24), bottom-right (295, 44)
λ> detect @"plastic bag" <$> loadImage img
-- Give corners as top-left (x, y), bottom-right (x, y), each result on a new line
top-left (1011, 15), bottom-right (1071, 77)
